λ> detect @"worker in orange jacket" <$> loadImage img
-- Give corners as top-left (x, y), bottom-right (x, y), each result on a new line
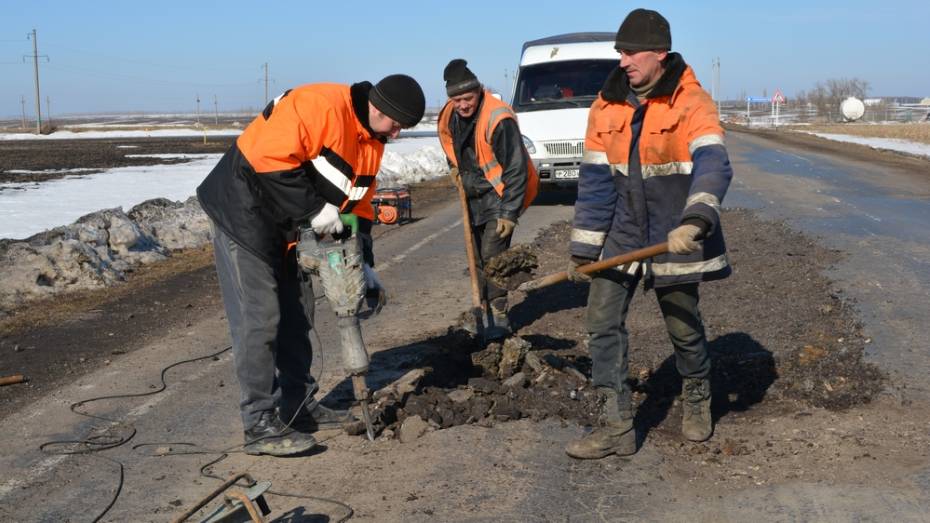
top-left (197, 75), bottom-right (425, 456)
top-left (565, 9), bottom-right (733, 459)
top-left (438, 59), bottom-right (538, 339)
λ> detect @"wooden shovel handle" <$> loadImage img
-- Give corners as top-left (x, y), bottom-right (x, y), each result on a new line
top-left (0, 374), bottom-right (27, 387)
top-left (454, 176), bottom-right (484, 311)
top-left (517, 242), bottom-right (669, 292)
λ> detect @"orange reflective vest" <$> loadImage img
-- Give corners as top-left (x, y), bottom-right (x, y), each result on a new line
top-left (236, 83), bottom-right (384, 221)
top-left (438, 91), bottom-right (538, 210)
top-left (197, 82), bottom-right (384, 263)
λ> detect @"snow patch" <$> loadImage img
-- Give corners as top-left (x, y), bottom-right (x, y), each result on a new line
top-left (805, 132), bottom-right (930, 159)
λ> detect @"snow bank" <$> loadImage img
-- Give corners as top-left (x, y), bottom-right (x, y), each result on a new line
top-left (379, 136), bottom-right (449, 187)
top-left (0, 198), bottom-right (210, 317)
top-left (805, 132), bottom-right (930, 159)
top-left (0, 128), bottom-right (242, 140)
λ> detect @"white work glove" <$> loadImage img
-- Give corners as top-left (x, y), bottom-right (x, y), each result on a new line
top-left (667, 224), bottom-right (702, 255)
top-left (310, 202), bottom-right (344, 235)
top-left (363, 264), bottom-right (387, 315)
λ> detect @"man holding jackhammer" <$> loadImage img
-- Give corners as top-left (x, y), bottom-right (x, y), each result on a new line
top-left (197, 75), bottom-right (425, 456)
top-left (438, 58), bottom-right (538, 340)
top-left (565, 9), bottom-right (733, 459)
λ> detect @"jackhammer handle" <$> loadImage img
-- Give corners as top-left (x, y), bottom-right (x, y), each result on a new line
top-left (517, 242), bottom-right (669, 292)
top-left (339, 213), bottom-right (359, 236)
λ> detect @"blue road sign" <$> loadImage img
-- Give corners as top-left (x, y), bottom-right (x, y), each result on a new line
top-left (746, 96), bottom-right (770, 103)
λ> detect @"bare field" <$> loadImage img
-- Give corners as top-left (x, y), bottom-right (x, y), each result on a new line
top-left (793, 122), bottom-right (930, 144)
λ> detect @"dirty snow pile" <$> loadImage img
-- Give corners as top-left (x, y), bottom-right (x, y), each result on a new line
top-left (805, 132), bottom-right (930, 159)
top-left (379, 136), bottom-right (449, 187)
top-left (0, 198), bottom-right (208, 317)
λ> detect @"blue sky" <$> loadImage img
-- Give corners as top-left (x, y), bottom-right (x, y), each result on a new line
top-left (1, 0), bottom-right (928, 116)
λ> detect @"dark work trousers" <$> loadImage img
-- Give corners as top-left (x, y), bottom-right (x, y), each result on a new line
top-left (586, 270), bottom-right (710, 413)
top-left (211, 224), bottom-right (319, 430)
top-left (472, 221), bottom-right (512, 308)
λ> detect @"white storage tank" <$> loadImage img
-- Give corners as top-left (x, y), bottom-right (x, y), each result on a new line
top-left (840, 97), bottom-right (865, 121)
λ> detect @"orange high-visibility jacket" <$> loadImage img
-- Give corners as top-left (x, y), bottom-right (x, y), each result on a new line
top-left (197, 83), bottom-right (384, 263)
top-left (571, 55), bottom-right (733, 287)
top-left (438, 91), bottom-right (538, 211)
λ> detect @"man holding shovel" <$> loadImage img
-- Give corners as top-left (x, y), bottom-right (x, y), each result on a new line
top-left (438, 59), bottom-right (538, 340)
top-left (565, 9), bottom-right (733, 458)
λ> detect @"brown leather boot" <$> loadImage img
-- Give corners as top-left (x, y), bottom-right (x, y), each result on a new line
top-left (681, 377), bottom-right (712, 442)
top-left (565, 388), bottom-right (636, 459)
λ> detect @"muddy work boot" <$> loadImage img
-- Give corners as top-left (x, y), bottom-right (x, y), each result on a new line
top-left (243, 410), bottom-right (317, 456)
top-left (565, 388), bottom-right (636, 459)
top-left (681, 377), bottom-right (712, 442)
top-left (486, 298), bottom-right (512, 341)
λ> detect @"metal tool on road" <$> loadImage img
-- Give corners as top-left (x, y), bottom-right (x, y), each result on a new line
top-left (174, 473), bottom-right (271, 523)
top-left (453, 173), bottom-right (487, 342)
top-left (297, 214), bottom-right (376, 441)
top-left (516, 242), bottom-right (670, 292)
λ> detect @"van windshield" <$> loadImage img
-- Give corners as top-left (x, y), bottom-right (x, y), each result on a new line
top-left (513, 59), bottom-right (617, 112)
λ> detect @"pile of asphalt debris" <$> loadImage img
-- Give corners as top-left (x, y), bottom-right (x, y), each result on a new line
top-left (343, 330), bottom-right (604, 442)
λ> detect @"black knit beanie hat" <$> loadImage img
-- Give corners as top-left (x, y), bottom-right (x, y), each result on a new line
top-left (444, 59), bottom-right (481, 97)
top-left (614, 8), bottom-right (671, 51)
top-left (369, 74), bottom-right (426, 128)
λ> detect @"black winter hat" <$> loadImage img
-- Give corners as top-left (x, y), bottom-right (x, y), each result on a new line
top-left (614, 8), bottom-right (671, 51)
top-left (444, 59), bottom-right (481, 97)
top-left (369, 74), bottom-right (426, 128)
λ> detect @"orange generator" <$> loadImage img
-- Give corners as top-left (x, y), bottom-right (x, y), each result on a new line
top-left (371, 186), bottom-right (412, 225)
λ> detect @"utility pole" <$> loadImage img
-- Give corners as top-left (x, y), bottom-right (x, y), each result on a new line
top-left (46, 95), bottom-right (51, 127)
top-left (195, 93), bottom-right (201, 124)
top-left (712, 57), bottom-right (721, 115)
top-left (213, 94), bottom-right (219, 125)
top-left (20, 96), bottom-right (27, 129)
top-left (25, 29), bottom-right (48, 134)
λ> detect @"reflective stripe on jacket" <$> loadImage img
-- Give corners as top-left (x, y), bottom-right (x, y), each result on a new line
top-left (438, 90), bottom-right (539, 211)
top-left (570, 54), bottom-right (733, 287)
top-left (197, 82), bottom-right (383, 264)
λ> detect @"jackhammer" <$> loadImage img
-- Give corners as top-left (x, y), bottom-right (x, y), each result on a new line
top-left (296, 214), bottom-right (377, 441)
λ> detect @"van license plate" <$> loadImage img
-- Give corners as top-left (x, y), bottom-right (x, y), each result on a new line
top-left (554, 168), bottom-right (579, 179)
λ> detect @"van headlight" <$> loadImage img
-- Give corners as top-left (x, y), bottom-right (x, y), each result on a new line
top-left (521, 135), bottom-right (536, 154)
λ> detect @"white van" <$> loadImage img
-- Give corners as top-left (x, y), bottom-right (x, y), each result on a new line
top-left (511, 33), bottom-right (618, 187)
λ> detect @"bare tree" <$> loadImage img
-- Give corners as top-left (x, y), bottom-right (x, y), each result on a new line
top-left (808, 77), bottom-right (870, 120)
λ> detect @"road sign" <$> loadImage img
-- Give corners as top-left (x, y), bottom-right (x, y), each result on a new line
top-left (772, 89), bottom-right (786, 104)
top-left (746, 96), bottom-right (770, 103)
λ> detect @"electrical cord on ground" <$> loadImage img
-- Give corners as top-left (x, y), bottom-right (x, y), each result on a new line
top-left (38, 345), bottom-right (231, 522)
top-left (128, 324), bottom-right (356, 522)
top-left (34, 301), bottom-right (355, 521)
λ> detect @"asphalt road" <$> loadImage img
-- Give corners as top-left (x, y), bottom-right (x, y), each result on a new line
top-left (2, 132), bottom-right (930, 521)
top-left (726, 129), bottom-right (930, 399)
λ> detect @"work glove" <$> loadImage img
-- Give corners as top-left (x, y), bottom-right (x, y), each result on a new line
top-left (567, 256), bottom-right (594, 283)
top-left (496, 218), bottom-right (516, 239)
top-left (667, 224), bottom-right (702, 255)
top-left (363, 264), bottom-right (387, 315)
top-left (310, 202), bottom-right (344, 235)
top-left (449, 166), bottom-right (460, 185)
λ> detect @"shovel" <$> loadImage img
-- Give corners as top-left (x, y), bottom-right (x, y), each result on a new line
top-left (453, 173), bottom-right (486, 341)
top-left (514, 242), bottom-right (669, 293)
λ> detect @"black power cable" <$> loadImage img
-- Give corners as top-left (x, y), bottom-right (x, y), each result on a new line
top-left (37, 341), bottom-right (356, 522)
top-left (38, 345), bottom-right (232, 522)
